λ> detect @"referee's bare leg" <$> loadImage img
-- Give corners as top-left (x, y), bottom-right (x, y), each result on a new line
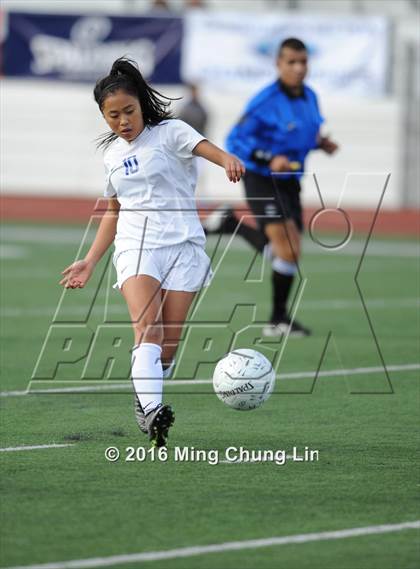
top-left (265, 219), bottom-right (301, 264)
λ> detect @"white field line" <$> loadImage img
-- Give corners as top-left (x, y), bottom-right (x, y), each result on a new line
top-left (0, 245), bottom-right (28, 259)
top-left (5, 521), bottom-right (420, 569)
top-left (2, 225), bottom-right (419, 257)
top-left (0, 444), bottom-right (75, 452)
top-left (0, 266), bottom-right (407, 279)
top-left (1, 297), bottom-right (419, 318)
top-left (1, 363), bottom-right (419, 398)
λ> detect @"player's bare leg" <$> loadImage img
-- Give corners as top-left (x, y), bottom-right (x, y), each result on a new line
top-left (160, 289), bottom-right (197, 377)
top-left (121, 274), bottom-right (163, 346)
top-left (121, 275), bottom-right (174, 445)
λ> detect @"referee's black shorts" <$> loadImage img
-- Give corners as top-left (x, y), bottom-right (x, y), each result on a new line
top-left (243, 170), bottom-right (303, 233)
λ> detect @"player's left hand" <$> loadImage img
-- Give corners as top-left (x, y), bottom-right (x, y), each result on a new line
top-left (59, 259), bottom-right (94, 289)
top-left (319, 136), bottom-right (339, 155)
top-left (224, 154), bottom-right (245, 183)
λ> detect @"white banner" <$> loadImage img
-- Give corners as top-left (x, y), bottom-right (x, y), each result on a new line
top-left (181, 12), bottom-right (389, 97)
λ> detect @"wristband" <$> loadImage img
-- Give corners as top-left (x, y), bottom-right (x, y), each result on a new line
top-left (252, 149), bottom-right (273, 166)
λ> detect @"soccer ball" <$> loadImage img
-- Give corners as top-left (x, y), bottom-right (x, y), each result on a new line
top-left (213, 349), bottom-right (275, 411)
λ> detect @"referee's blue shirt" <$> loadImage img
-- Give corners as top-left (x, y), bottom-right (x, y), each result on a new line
top-left (226, 80), bottom-right (324, 178)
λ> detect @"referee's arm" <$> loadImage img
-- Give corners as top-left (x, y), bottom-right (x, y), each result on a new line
top-left (226, 113), bottom-right (271, 166)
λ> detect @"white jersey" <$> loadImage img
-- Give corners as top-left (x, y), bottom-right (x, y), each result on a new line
top-left (103, 119), bottom-right (206, 253)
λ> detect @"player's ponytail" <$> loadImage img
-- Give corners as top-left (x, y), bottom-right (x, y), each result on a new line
top-left (94, 57), bottom-right (175, 149)
top-left (109, 58), bottom-right (141, 81)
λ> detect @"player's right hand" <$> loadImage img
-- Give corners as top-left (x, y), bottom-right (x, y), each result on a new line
top-left (59, 259), bottom-right (94, 289)
top-left (269, 155), bottom-right (292, 172)
top-left (224, 154), bottom-right (246, 183)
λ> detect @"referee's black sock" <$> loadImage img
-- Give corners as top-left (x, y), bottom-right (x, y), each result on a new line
top-left (218, 212), bottom-right (268, 253)
top-left (236, 223), bottom-right (267, 253)
top-left (204, 207), bottom-right (267, 253)
top-left (270, 258), bottom-right (298, 323)
top-left (271, 271), bottom-right (293, 322)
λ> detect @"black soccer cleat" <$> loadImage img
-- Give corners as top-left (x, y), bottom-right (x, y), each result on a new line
top-left (145, 404), bottom-right (175, 448)
top-left (202, 205), bottom-right (237, 235)
top-left (263, 316), bottom-right (311, 338)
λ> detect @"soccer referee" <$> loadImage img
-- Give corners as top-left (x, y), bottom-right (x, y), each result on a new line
top-left (225, 37), bottom-right (338, 337)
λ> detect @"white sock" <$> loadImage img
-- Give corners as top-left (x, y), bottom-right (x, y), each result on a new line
top-left (263, 243), bottom-right (273, 260)
top-left (162, 359), bottom-right (175, 379)
top-left (131, 343), bottom-right (163, 415)
top-left (272, 257), bottom-right (298, 275)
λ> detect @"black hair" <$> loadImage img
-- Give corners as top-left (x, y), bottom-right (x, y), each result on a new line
top-left (277, 38), bottom-right (307, 57)
top-left (94, 57), bottom-right (175, 149)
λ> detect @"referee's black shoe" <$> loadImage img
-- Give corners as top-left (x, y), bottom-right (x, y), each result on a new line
top-left (202, 205), bottom-right (237, 234)
top-left (263, 316), bottom-right (311, 338)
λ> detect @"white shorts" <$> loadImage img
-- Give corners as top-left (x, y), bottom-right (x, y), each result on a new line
top-left (113, 241), bottom-right (213, 292)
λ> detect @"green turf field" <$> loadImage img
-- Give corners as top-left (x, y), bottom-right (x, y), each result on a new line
top-left (1, 222), bottom-right (419, 569)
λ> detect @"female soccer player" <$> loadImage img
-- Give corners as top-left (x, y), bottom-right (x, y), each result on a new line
top-left (60, 58), bottom-right (244, 447)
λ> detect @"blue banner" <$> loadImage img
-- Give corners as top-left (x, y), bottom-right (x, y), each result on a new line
top-left (3, 12), bottom-right (183, 83)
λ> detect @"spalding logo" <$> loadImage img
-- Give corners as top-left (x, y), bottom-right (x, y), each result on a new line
top-left (219, 381), bottom-right (254, 400)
